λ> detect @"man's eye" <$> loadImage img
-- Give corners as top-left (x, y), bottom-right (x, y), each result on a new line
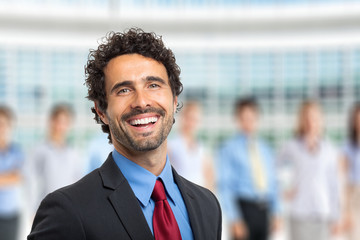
top-left (149, 84), bottom-right (160, 88)
top-left (117, 89), bottom-right (130, 94)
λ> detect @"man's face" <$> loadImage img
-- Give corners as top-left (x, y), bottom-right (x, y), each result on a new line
top-left (303, 106), bottom-right (323, 136)
top-left (99, 54), bottom-right (177, 152)
top-left (356, 111), bottom-right (360, 134)
top-left (237, 107), bottom-right (259, 135)
top-left (181, 105), bottom-right (201, 135)
top-left (50, 112), bottom-right (72, 139)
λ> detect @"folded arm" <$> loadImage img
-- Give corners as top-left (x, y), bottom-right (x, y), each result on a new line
top-left (0, 171), bottom-right (21, 187)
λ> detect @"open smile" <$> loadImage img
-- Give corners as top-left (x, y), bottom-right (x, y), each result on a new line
top-left (126, 114), bottom-right (159, 130)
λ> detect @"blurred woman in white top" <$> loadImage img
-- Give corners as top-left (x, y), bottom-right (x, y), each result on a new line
top-left (168, 101), bottom-right (214, 190)
top-left (342, 102), bottom-right (360, 240)
top-left (278, 100), bottom-right (342, 240)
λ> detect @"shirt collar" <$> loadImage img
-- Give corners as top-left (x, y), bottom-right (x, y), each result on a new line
top-left (237, 133), bottom-right (258, 143)
top-left (112, 150), bottom-right (176, 207)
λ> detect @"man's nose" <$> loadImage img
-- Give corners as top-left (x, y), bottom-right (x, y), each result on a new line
top-left (130, 90), bottom-right (151, 109)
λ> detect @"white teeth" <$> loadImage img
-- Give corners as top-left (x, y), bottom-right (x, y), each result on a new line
top-left (130, 117), bottom-right (158, 126)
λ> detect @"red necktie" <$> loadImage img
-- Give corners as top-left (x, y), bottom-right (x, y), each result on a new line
top-left (151, 180), bottom-right (182, 240)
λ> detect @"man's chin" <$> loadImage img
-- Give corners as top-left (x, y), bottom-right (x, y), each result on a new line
top-left (125, 134), bottom-right (164, 152)
top-left (130, 141), bottom-right (162, 152)
top-left (140, 131), bottom-right (154, 137)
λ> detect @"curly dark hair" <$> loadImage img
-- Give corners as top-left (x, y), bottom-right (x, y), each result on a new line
top-left (349, 102), bottom-right (360, 146)
top-left (49, 103), bottom-right (74, 120)
top-left (0, 105), bottom-right (15, 122)
top-left (234, 96), bottom-right (259, 115)
top-left (85, 28), bottom-right (183, 143)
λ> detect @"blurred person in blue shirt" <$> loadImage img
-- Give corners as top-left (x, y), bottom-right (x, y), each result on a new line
top-left (342, 102), bottom-right (360, 240)
top-left (218, 97), bottom-right (281, 240)
top-left (0, 106), bottom-right (24, 240)
top-left (86, 132), bottom-right (113, 173)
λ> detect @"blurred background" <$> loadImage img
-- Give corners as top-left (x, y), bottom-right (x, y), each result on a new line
top-left (1, 0), bottom-right (360, 239)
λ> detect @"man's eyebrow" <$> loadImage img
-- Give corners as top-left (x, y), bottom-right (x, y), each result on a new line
top-left (110, 77), bottom-right (167, 94)
top-left (110, 81), bottom-right (133, 94)
top-left (146, 76), bottom-right (166, 84)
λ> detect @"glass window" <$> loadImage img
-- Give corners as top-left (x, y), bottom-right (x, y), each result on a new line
top-left (317, 50), bottom-right (343, 85)
top-left (353, 49), bottom-right (360, 85)
top-left (283, 52), bottom-right (309, 87)
top-left (250, 52), bottom-right (275, 88)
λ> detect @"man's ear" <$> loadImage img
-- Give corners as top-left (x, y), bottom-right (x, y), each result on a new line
top-left (94, 102), bottom-right (109, 125)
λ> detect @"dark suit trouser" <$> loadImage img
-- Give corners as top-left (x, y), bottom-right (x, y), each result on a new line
top-left (234, 199), bottom-right (269, 240)
top-left (0, 214), bottom-right (19, 240)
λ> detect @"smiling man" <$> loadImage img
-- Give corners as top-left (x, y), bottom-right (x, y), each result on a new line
top-left (28, 28), bottom-right (222, 240)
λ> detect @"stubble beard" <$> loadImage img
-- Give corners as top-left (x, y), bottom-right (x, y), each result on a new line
top-left (108, 108), bottom-right (174, 152)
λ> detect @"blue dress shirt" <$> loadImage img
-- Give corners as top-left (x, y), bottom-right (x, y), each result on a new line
top-left (217, 133), bottom-right (280, 222)
top-left (343, 141), bottom-right (360, 185)
top-left (112, 150), bottom-right (194, 240)
top-left (0, 143), bottom-right (24, 216)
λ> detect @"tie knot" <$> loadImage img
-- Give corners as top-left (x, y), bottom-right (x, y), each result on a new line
top-left (152, 180), bottom-right (167, 202)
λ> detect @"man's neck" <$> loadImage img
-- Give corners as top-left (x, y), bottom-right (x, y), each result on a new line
top-left (49, 134), bottom-right (66, 147)
top-left (0, 139), bottom-right (9, 151)
top-left (241, 130), bottom-right (256, 138)
top-left (113, 141), bottom-right (167, 176)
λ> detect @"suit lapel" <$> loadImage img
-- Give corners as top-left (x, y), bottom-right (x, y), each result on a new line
top-left (99, 154), bottom-right (154, 240)
top-left (173, 169), bottom-right (202, 240)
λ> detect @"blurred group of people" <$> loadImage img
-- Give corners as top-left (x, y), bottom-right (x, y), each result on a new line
top-left (169, 98), bottom-right (360, 240)
top-left (1, 98), bottom-right (360, 240)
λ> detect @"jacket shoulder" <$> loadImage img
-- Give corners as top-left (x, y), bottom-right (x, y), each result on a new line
top-left (28, 168), bottom-right (116, 240)
top-left (180, 176), bottom-right (218, 203)
top-left (177, 175), bottom-right (222, 239)
top-left (28, 186), bottom-right (87, 240)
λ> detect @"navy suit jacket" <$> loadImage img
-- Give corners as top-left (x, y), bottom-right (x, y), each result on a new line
top-left (28, 154), bottom-right (222, 240)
